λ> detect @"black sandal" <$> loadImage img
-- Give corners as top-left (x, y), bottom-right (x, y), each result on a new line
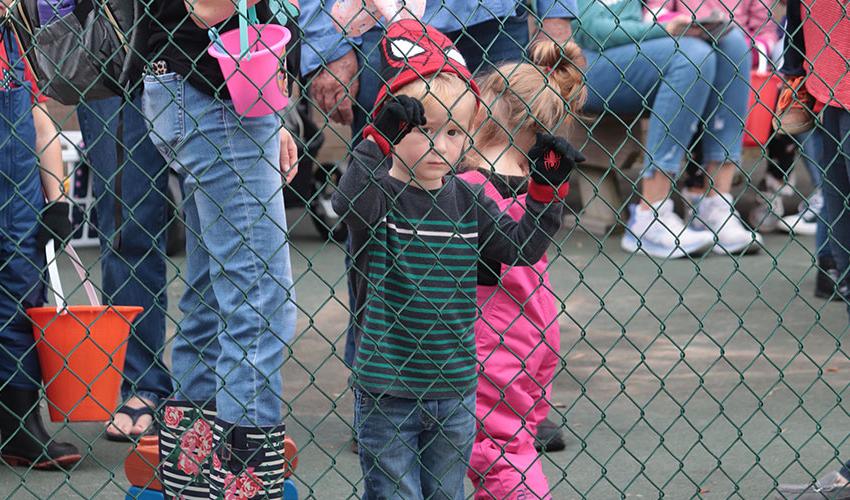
top-left (105, 404), bottom-right (156, 442)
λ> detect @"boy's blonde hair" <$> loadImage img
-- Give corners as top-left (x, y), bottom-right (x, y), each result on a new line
top-left (395, 73), bottom-right (478, 128)
top-left (474, 41), bottom-right (586, 149)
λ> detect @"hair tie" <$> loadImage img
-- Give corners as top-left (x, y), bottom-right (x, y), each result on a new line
top-left (545, 66), bottom-right (553, 73)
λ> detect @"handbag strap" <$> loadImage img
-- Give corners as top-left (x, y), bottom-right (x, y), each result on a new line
top-left (45, 240), bottom-right (101, 314)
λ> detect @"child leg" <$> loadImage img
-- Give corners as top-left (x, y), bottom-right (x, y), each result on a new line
top-left (355, 390), bottom-right (425, 498)
top-left (420, 393), bottom-right (476, 500)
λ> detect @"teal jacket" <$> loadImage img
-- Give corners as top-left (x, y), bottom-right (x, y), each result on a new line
top-left (572, 0), bottom-right (669, 51)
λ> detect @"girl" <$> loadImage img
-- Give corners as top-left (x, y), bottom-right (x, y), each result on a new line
top-left (460, 40), bottom-right (586, 499)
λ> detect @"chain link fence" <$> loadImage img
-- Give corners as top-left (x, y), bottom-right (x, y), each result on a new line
top-left (0, 0), bottom-right (849, 498)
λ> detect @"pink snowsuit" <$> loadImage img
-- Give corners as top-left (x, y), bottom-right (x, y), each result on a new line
top-left (460, 170), bottom-right (562, 500)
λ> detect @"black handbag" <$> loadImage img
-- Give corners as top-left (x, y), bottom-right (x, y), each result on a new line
top-left (10, 0), bottom-right (148, 104)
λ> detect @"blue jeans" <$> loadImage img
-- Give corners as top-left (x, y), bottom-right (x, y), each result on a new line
top-left (355, 390), bottom-right (476, 500)
top-left (0, 83), bottom-right (43, 390)
top-left (344, 13), bottom-right (531, 367)
top-left (77, 95), bottom-right (173, 405)
top-left (819, 106), bottom-right (850, 315)
top-left (143, 73), bottom-right (297, 426)
top-left (584, 31), bottom-right (750, 176)
top-left (796, 129), bottom-right (832, 259)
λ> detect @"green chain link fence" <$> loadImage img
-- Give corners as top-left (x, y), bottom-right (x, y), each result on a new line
top-left (0, 0), bottom-right (848, 498)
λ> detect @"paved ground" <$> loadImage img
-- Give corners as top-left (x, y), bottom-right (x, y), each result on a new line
top-left (1, 206), bottom-right (848, 499)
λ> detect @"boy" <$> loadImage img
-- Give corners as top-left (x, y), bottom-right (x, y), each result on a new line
top-left (331, 19), bottom-right (583, 498)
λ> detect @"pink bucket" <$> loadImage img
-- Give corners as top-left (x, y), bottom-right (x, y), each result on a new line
top-left (208, 24), bottom-right (291, 117)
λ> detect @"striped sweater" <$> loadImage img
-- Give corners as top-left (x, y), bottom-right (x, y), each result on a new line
top-left (332, 140), bottom-right (564, 399)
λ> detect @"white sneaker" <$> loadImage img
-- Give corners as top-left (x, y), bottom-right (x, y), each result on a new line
top-left (621, 200), bottom-right (715, 258)
top-left (778, 190), bottom-right (821, 236)
top-left (696, 193), bottom-right (763, 255)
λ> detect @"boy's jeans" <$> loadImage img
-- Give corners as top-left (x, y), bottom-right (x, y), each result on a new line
top-left (819, 106), bottom-right (850, 316)
top-left (77, 95), bottom-right (173, 405)
top-left (143, 73), bottom-right (296, 425)
top-left (355, 389), bottom-right (476, 500)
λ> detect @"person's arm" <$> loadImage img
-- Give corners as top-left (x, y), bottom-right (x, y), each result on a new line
top-left (534, 0), bottom-right (576, 44)
top-left (300, 0), bottom-right (362, 125)
top-left (573, 0), bottom-right (669, 50)
top-left (478, 133), bottom-right (581, 266)
top-left (184, 0), bottom-right (263, 28)
top-left (330, 139), bottom-right (389, 229)
top-left (33, 103), bottom-right (64, 202)
top-left (477, 191), bottom-right (564, 266)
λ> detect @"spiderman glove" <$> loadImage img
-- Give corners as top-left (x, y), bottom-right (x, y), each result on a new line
top-left (363, 95), bottom-right (426, 155)
top-left (527, 132), bottom-right (585, 203)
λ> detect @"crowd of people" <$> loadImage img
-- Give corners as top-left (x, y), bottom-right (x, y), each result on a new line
top-left (0, 0), bottom-right (847, 498)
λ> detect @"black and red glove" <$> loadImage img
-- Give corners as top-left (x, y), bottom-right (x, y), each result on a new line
top-left (362, 95), bottom-right (426, 155)
top-left (527, 132), bottom-right (585, 203)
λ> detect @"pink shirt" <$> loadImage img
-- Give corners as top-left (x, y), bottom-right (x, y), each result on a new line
top-left (644, 0), bottom-right (779, 54)
top-left (802, 0), bottom-right (850, 109)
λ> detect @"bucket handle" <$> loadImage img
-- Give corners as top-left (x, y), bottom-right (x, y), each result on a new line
top-left (45, 240), bottom-right (101, 314)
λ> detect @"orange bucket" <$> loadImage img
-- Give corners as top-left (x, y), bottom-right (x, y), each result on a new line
top-left (28, 305), bottom-right (143, 422)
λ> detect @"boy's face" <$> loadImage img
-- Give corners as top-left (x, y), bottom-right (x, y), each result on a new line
top-left (391, 91), bottom-right (477, 189)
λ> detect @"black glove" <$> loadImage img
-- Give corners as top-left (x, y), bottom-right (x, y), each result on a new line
top-left (363, 95), bottom-right (427, 155)
top-left (527, 132), bottom-right (585, 202)
top-left (36, 201), bottom-right (73, 250)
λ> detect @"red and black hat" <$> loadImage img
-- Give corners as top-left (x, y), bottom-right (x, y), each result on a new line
top-left (372, 19), bottom-right (480, 115)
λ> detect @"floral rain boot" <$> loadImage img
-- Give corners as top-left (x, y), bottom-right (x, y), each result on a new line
top-left (159, 400), bottom-right (217, 499)
top-left (209, 419), bottom-right (287, 499)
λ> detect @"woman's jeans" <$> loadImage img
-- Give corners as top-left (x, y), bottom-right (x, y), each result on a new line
top-left (143, 73), bottom-right (297, 426)
top-left (77, 95), bottom-right (173, 405)
top-left (819, 106), bottom-right (850, 316)
top-left (583, 30), bottom-right (750, 177)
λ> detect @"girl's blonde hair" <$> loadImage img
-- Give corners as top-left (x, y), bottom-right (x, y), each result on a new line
top-left (474, 40), bottom-right (586, 149)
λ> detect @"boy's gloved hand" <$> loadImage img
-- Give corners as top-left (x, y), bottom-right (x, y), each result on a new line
top-left (363, 95), bottom-right (426, 155)
top-left (527, 132), bottom-right (585, 203)
top-left (37, 0), bottom-right (75, 26)
top-left (37, 201), bottom-right (73, 250)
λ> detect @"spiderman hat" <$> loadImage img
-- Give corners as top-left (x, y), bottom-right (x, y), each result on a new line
top-left (371, 19), bottom-right (480, 117)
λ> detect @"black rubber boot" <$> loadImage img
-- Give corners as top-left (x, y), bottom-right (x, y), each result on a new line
top-left (210, 419), bottom-right (287, 499)
top-left (0, 386), bottom-right (81, 470)
top-left (534, 416), bottom-right (567, 453)
top-left (815, 256), bottom-right (841, 300)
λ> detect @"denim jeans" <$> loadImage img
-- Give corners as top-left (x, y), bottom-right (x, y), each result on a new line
top-left (143, 73), bottom-right (297, 426)
top-left (584, 33), bottom-right (751, 177)
top-left (355, 389), bottom-right (476, 500)
top-left (819, 106), bottom-right (850, 315)
top-left (797, 129), bottom-right (832, 259)
top-left (77, 95), bottom-right (173, 405)
top-left (343, 13), bottom-right (531, 367)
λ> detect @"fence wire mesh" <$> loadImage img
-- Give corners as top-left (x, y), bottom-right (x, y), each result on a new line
top-left (0, 0), bottom-right (849, 498)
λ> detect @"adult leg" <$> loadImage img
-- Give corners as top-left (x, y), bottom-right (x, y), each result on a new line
top-left (583, 38), bottom-right (716, 257)
top-left (77, 95), bottom-right (173, 437)
top-left (819, 107), bottom-right (850, 312)
top-left (450, 9), bottom-right (530, 76)
top-left (693, 28), bottom-right (762, 254)
top-left (0, 119), bottom-right (79, 469)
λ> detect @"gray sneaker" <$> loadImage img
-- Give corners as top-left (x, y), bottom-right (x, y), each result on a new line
top-left (776, 471), bottom-right (850, 499)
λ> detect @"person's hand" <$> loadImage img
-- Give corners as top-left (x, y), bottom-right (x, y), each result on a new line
top-left (664, 15), bottom-right (692, 36)
top-left (279, 127), bottom-right (298, 184)
top-left (363, 95), bottom-right (426, 154)
top-left (527, 132), bottom-right (584, 202)
top-left (537, 18), bottom-right (573, 46)
top-left (309, 49), bottom-right (360, 125)
top-left (37, 201), bottom-right (72, 249)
